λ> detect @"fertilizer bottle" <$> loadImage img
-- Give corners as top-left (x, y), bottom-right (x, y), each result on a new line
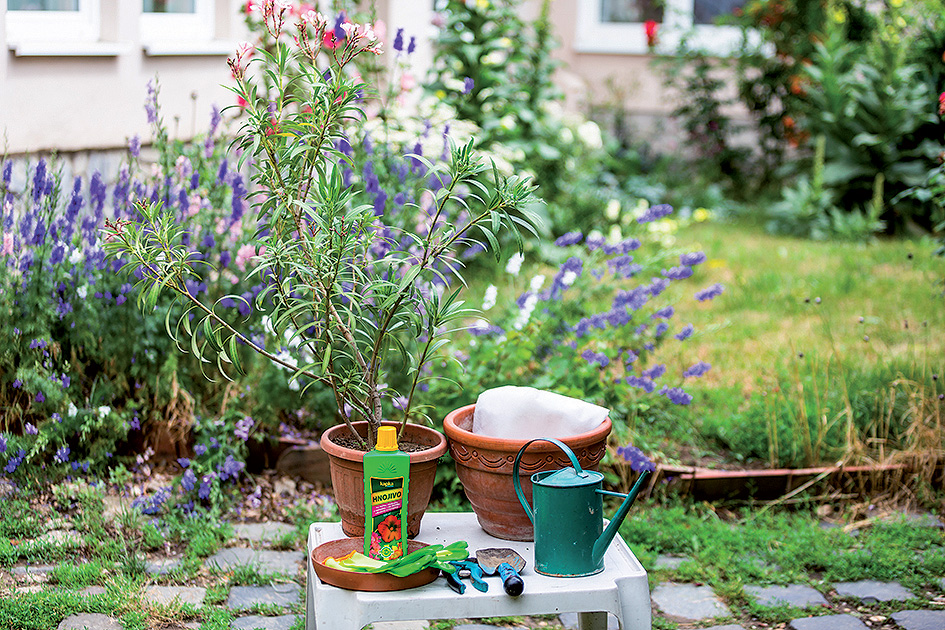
top-left (363, 426), bottom-right (410, 561)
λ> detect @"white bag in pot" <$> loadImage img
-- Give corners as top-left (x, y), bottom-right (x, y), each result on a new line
top-left (472, 385), bottom-right (608, 440)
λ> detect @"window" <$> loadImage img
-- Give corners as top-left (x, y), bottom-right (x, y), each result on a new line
top-left (139, 0), bottom-right (213, 45)
top-left (576, 0), bottom-right (751, 56)
top-left (6, 0), bottom-right (100, 44)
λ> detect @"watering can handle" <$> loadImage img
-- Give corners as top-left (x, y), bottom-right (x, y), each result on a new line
top-left (512, 437), bottom-right (585, 524)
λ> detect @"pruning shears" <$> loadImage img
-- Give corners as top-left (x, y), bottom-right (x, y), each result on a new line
top-left (443, 560), bottom-right (489, 594)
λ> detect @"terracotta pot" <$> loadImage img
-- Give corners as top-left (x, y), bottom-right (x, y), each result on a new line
top-left (443, 403), bottom-right (612, 541)
top-left (320, 421), bottom-right (447, 538)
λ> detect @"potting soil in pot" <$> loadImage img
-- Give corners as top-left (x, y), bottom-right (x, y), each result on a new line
top-left (472, 386), bottom-right (609, 439)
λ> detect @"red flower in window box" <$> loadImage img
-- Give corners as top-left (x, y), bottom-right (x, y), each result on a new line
top-left (644, 20), bottom-right (659, 49)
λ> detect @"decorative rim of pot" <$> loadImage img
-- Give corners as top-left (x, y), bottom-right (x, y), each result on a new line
top-left (443, 403), bottom-right (612, 451)
top-left (320, 421), bottom-right (447, 464)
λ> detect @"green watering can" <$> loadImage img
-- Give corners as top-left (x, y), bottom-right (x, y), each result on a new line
top-left (513, 437), bottom-right (651, 577)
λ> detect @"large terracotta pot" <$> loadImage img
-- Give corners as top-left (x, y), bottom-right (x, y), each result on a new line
top-left (320, 421), bottom-right (447, 538)
top-left (443, 403), bottom-right (612, 541)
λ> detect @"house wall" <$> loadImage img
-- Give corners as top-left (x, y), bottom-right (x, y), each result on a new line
top-left (0, 1), bottom-right (248, 157)
top-left (531, 0), bottom-right (676, 119)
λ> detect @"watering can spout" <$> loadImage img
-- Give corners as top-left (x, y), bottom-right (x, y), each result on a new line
top-left (592, 469), bottom-right (652, 564)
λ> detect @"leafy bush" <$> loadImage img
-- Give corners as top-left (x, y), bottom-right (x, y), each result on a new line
top-left (0, 82), bottom-right (302, 482)
top-left (798, 6), bottom-right (943, 230)
top-left (419, 204), bottom-right (725, 440)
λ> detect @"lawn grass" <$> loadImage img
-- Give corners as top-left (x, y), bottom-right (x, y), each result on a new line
top-left (449, 218), bottom-right (943, 470)
top-left (669, 219), bottom-right (944, 392)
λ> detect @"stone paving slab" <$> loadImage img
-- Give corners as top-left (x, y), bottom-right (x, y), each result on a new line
top-left (899, 513), bottom-right (944, 528)
top-left (143, 585), bottom-right (207, 607)
top-left (559, 612), bottom-right (620, 629)
top-left (205, 547), bottom-right (303, 575)
top-left (704, 626), bottom-right (746, 630)
top-left (833, 580), bottom-right (915, 603)
top-left (371, 622), bottom-right (430, 630)
top-left (79, 586), bottom-right (107, 597)
top-left (41, 529), bottom-right (82, 545)
top-left (145, 557), bottom-right (182, 575)
top-left (891, 609), bottom-right (945, 630)
top-left (226, 584), bottom-right (301, 610)
top-left (12, 564), bottom-right (56, 575)
top-left (654, 555), bottom-right (687, 569)
top-left (57, 613), bottom-right (122, 630)
top-left (789, 614), bottom-right (868, 630)
top-left (230, 615), bottom-right (299, 630)
top-left (651, 582), bottom-right (731, 620)
top-left (744, 584), bottom-right (828, 608)
top-left (231, 522), bottom-right (296, 542)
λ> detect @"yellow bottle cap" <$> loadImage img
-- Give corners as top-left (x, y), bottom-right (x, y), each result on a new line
top-left (376, 426), bottom-right (398, 451)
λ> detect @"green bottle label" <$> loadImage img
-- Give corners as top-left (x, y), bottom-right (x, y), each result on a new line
top-left (364, 451), bottom-right (409, 561)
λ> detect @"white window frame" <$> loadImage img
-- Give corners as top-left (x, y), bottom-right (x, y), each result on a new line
top-left (139, 0), bottom-right (214, 45)
top-left (576, 0), bottom-right (754, 57)
top-left (6, 0), bottom-right (100, 44)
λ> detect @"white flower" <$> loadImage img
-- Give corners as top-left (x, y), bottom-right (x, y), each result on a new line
top-left (275, 349), bottom-right (298, 371)
top-left (578, 120), bottom-right (603, 150)
top-left (608, 225), bottom-right (622, 243)
top-left (529, 274), bottom-right (546, 292)
top-left (605, 199), bottom-right (621, 222)
top-left (68, 248), bottom-right (83, 265)
top-left (288, 378), bottom-right (300, 391)
top-left (561, 271), bottom-right (578, 288)
top-left (97, 406), bottom-right (111, 419)
top-left (505, 252), bottom-right (524, 277)
top-left (76, 286), bottom-right (88, 299)
top-left (481, 285), bottom-right (498, 311)
top-left (513, 294), bottom-right (538, 330)
top-left (67, 402), bottom-right (78, 417)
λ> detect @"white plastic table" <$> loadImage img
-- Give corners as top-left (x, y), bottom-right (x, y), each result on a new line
top-left (305, 512), bottom-right (651, 630)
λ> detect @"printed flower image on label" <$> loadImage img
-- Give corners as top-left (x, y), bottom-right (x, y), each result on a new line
top-left (368, 476), bottom-right (404, 560)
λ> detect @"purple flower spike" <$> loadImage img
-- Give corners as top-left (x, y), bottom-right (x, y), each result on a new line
top-left (662, 266), bottom-right (693, 280)
top-left (641, 364), bottom-right (666, 379)
top-left (626, 375), bottom-right (656, 393)
top-left (555, 231), bottom-right (584, 247)
top-left (680, 251), bottom-right (707, 266)
top-left (695, 283), bottom-right (724, 301)
top-left (636, 203), bottom-right (673, 224)
top-left (616, 444), bottom-right (655, 473)
top-left (181, 469), bottom-right (197, 492)
top-left (662, 387), bottom-right (693, 405)
top-left (674, 323), bottom-right (694, 341)
top-left (463, 77), bottom-right (474, 95)
top-left (683, 361), bottom-right (711, 378)
top-left (234, 416), bottom-right (254, 441)
top-left (393, 28), bottom-right (404, 52)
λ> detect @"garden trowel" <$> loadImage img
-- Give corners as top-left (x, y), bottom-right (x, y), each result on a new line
top-left (476, 547), bottom-right (525, 596)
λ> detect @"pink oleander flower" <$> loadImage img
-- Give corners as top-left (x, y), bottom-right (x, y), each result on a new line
top-left (301, 9), bottom-right (327, 29)
top-left (235, 243), bottom-right (265, 271)
top-left (1, 232), bottom-right (13, 256)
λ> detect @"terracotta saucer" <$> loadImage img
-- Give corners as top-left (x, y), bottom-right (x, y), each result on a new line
top-left (311, 537), bottom-right (439, 592)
